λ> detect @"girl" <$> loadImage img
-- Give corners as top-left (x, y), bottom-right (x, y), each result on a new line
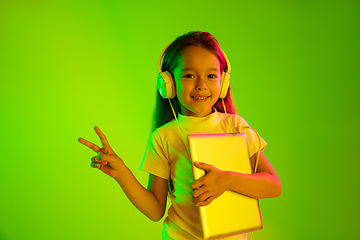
top-left (79, 31), bottom-right (282, 240)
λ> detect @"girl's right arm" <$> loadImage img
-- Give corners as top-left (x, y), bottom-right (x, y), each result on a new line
top-left (79, 126), bottom-right (168, 222)
top-left (112, 161), bottom-right (168, 222)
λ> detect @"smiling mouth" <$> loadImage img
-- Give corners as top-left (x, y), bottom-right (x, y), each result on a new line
top-left (191, 96), bottom-right (210, 100)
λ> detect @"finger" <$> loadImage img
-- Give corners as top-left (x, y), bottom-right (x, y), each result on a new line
top-left (90, 161), bottom-right (108, 169)
top-left (99, 154), bottom-right (108, 166)
top-left (191, 178), bottom-right (204, 190)
top-left (78, 138), bottom-right (101, 153)
top-left (91, 156), bottom-right (104, 163)
top-left (90, 162), bottom-right (101, 169)
top-left (196, 196), bottom-right (215, 207)
top-left (192, 185), bottom-right (208, 198)
top-left (193, 191), bottom-right (211, 203)
top-left (94, 126), bottom-right (110, 148)
top-left (98, 154), bottom-right (108, 165)
top-left (198, 192), bottom-right (212, 202)
top-left (91, 156), bottom-right (98, 163)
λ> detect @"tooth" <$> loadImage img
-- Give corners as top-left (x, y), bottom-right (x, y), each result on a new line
top-left (193, 96), bottom-right (208, 99)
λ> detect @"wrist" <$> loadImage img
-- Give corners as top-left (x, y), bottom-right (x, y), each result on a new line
top-left (113, 160), bottom-right (128, 181)
top-left (222, 171), bottom-right (234, 191)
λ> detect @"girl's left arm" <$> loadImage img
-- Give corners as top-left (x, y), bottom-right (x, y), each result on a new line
top-left (192, 151), bottom-right (282, 207)
top-left (227, 151), bottom-right (282, 199)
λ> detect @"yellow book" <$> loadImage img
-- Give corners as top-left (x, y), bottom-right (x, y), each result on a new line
top-left (188, 133), bottom-right (263, 240)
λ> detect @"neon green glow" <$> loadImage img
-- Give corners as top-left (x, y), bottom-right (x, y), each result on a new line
top-left (1, 1), bottom-right (359, 239)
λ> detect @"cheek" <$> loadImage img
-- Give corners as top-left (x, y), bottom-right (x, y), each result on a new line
top-left (212, 81), bottom-right (221, 96)
top-left (175, 81), bottom-right (189, 96)
top-left (175, 82), bottom-right (183, 97)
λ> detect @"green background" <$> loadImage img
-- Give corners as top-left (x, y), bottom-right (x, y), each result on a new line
top-left (1, 0), bottom-right (359, 239)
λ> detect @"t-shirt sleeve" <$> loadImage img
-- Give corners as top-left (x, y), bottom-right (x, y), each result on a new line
top-left (236, 116), bottom-right (267, 157)
top-left (139, 129), bottom-right (170, 180)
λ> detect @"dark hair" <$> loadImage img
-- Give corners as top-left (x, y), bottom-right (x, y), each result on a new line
top-left (151, 31), bottom-right (238, 195)
top-left (152, 31), bottom-right (237, 132)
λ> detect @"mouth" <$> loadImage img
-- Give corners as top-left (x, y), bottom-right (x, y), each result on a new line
top-left (191, 95), bottom-right (211, 100)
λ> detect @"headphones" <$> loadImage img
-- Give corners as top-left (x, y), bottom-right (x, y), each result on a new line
top-left (157, 42), bottom-right (231, 99)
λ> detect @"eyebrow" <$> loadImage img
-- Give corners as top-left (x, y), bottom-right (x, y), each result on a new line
top-left (182, 67), bottom-right (220, 72)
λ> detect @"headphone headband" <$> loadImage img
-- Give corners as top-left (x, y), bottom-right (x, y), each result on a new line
top-left (157, 42), bottom-right (173, 74)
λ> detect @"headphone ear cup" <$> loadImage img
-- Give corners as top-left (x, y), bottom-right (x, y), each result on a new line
top-left (219, 71), bottom-right (230, 99)
top-left (157, 71), bottom-right (176, 99)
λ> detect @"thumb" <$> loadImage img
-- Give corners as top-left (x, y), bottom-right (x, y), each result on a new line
top-left (194, 161), bottom-right (214, 172)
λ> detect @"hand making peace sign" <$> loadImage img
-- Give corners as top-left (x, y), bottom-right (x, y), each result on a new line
top-left (78, 126), bottom-right (125, 178)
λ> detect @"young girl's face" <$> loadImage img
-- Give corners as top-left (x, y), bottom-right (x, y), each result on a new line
top-left (173, 46), bottom-right (221, 117)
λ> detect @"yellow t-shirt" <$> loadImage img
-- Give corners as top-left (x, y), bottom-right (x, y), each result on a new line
top-left (140, 110), bottom-right (267, 240)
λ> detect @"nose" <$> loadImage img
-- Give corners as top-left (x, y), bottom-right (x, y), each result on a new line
top-left (195, 77), bottom-right (207, 91)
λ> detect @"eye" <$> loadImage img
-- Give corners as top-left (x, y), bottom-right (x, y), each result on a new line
top-left (208, 74), bottom-right (218, 79)
top-left (184, 74), bottom-right (195, 79)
